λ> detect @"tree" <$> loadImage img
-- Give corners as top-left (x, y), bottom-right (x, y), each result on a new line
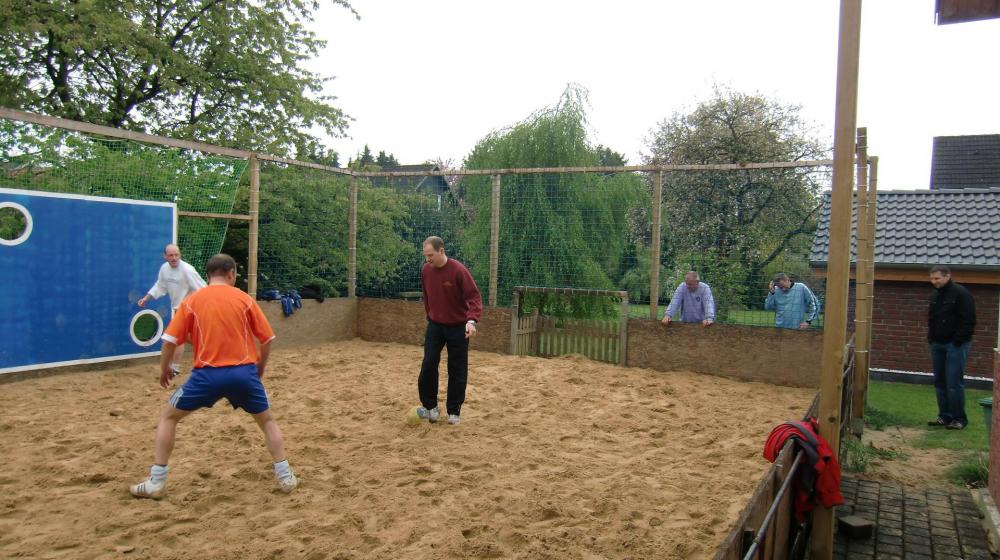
top-left (0, 0), bottom-right (357, 156)
top-left (461, 85), bottom-right (645, 314)
top-left (375, 150), bottom-right (399, 168)
top-left (356, 145), bottom-right (375, 167)
top-left (645, 86), bottom-right (829, 313)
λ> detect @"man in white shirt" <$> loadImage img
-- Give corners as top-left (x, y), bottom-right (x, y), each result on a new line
top-left (138, 244), bottom-right (206, 375)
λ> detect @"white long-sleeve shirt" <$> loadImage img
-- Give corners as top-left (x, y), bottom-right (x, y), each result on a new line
top-left (147, 260), bottom-right (206, 310)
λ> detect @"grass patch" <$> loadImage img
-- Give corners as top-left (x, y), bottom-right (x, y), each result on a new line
top-left (948, 452), bottom-right (989, 488)
top-left (842, 435), bottom-right (907, 473)
top-left (866, 380), bottom-right (991, 452)
top-left (626, 304), bottom-right (824, 328)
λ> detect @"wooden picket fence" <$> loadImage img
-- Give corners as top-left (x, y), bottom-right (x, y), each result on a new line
top-left (510, 286), bottom-right (628, 366)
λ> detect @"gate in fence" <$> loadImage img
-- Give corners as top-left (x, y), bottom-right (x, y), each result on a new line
top-left (509, 286), bottom-right (628, 366)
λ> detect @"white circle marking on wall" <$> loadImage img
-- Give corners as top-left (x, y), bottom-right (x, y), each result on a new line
top-left (0, 201), bottom-right (33, 246)
top-left (129, 309), bottom-right (164, 347)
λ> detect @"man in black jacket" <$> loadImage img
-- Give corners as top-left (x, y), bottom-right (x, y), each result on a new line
top-left (927, 265), bottom-right (977, 430)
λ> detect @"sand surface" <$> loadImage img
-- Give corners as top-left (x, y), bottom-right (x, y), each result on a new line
top-left (0, 340), bottom-right (814, 559)
top-left (858, 427), bottom-right (968, 490)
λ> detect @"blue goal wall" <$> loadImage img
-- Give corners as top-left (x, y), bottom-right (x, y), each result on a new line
top-left (0, 188), bottom-right (176, 374)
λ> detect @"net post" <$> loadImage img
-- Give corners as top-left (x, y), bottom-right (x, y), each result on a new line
top-left (348, 175), bottom-right (358, 298)
top-left (509, 288), bottom-right (521, 354)
top-left (650, 170), bottom-right (663, 320)
top-left (851, 128), bottom-right (870, 435)
top-left (866, 157), bottom-right (878, 361)
top-left (813, 0), bottom-right (863, 556)
top-left (489, 174), bottom-right (501, 307)
top-left (248, 153), bottom-right (260, 298)
top-left (619, 291), bottom-right (629, 367)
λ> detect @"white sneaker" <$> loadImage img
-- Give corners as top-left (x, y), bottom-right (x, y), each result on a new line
top-left (278, 473), bottom-right (298, 493)
top-left (416, 407), bottom-right (440, 423)
top-left (448, 414), bottom-right (461, 425)
top-left (129, 478), bottom-right (166, 499)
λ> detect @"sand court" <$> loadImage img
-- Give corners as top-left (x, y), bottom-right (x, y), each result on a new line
top-left (0, 339), bottom-right (814, 559)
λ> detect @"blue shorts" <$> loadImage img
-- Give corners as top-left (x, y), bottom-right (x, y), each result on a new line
top-left (169, 364), bottom-right (270, 414)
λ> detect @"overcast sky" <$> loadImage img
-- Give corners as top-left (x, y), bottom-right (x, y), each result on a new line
top-left (309, 0), bottom-right (999, 189)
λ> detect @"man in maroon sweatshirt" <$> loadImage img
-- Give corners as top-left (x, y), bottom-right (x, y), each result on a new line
top-left (415, 236), bottom-right (483, 425)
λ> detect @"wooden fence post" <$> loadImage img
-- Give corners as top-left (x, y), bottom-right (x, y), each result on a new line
top-left (248, 154), bottom-right (260, 298)
top-left (813, 0), bottom-right (863, 556)
top-left (348, 175), bottom-right (358, 298)
top-left (650, 170), bottom-right (663, 319)
top-left (851, 128), bottom-right (870, 435)
top-left (490, 174), bottom-right (501, 307)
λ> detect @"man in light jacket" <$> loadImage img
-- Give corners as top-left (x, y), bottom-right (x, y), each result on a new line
top-left (137, 244), bottom-right (206, 374)
top-left (765, 273), bottom-right (819, 329)
top-left (661, 271), bottom-right (715, 327)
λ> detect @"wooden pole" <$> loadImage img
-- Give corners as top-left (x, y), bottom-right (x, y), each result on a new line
top-left (619, 292), bottom-right (629, 367)
top-left (649, 171), bottom-right (664, 319)
top-left (812, 1), bottom-right (863, 557)
top-left (510, 289), bottom-right (521, 354)
top-left (348, 176), bottom-right (358, 298)
top-left (490, 174), bottom-right (501, 307)
top-left (247, 154), bottom-right (260, 298)
top-left (851, 128), bottom-right (870, 436)
top-left (866, 157), bottom-right (879, 371)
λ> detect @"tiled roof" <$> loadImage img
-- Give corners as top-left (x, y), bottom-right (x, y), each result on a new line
top-left (809, 188), bottom-right (1000, 269)
top-left (930, 135), bottom-right (1000, 190)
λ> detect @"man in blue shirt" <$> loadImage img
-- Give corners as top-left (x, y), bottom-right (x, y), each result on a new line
top-left (661, 271), bottom-right (716, 327)
top-left (765, 273), bottom-right (819, 329)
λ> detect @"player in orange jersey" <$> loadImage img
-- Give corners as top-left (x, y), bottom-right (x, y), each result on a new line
top-left (129, 254), bottom-right (297, 499)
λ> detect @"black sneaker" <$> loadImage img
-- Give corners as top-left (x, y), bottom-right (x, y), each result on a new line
top-left (927, 417), bottom-right (948, 426)
top-left (945, 420), bottom-right (965, 430)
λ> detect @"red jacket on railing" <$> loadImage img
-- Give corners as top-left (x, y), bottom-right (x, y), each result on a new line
top-left (763, 418), bottom-right (845, 522)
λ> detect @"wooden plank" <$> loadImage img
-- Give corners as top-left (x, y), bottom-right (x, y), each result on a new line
top-left (772, 446), bottom-right (793, 560)
top-left (177, 210), bottom-right (252, 221)
top-left (813, 1), bottom-right (863, 556)
top-left (354, 159), bottom-right (835, 177)
top-left (0, 107), bottom-right (252, 159)
top-left (510, 290), bottom-right (520, 355)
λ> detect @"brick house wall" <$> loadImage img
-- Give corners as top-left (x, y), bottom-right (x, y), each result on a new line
top-left (852, 279), bottom-right (999, 376)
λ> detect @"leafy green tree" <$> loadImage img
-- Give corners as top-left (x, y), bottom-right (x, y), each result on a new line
top-left (646, 85), bottom-right (829, 312)
top-left (460, 85), bottom-right (645, 314)
top-left (0, 0), bottom-right (356, 155)
top-left (241, 166), bottom-right (425, 297)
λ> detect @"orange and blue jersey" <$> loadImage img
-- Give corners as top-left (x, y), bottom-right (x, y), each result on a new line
top-left (162, 284), bottom-right (275, 368)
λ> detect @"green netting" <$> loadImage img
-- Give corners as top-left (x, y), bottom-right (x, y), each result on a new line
top-left (254, 162), bottom-right (350, 298)
top-left (0, 121), bottom-right (245, 274)
top-left (651, 167), bottom-right (833, 327)
top-left (466, 172), bottom-right (648, 312)
top-left (355, 175), bottom-right (469, 299)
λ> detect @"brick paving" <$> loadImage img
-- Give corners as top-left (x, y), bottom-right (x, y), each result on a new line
top-left (833, 477), bottom-right (995, 559)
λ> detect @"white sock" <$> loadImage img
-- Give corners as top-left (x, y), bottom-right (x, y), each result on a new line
top-left (150, 464), bottom-right (169, 486)
top-left (170, 363), bottom-right (181, 374)
top-left (273, 460), bottom-right (292, 480)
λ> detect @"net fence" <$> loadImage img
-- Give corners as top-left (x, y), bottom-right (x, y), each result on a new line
top-left (1, 114), bottom-right (834, 329)
top-left (0, 120), bottom-right (244, 275)
top-left (346, 166), bottom-right (832, 327)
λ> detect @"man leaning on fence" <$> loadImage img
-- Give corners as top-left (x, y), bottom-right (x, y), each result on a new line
top-left (661, 271), bottom-right (715, 327)
top-left (765, 273), bottom-right (819, 329)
